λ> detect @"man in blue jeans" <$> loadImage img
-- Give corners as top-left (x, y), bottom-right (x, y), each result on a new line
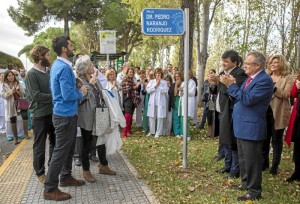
top-left (43, 36), bottom-right (87, 201)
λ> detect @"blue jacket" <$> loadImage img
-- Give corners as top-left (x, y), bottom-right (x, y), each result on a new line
top-left (50, 59), bottom-right (83, 117)
top-left (227, 70), bottom-right (273, 141)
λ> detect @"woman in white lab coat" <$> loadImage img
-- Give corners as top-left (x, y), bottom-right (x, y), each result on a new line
top-left (179, 70), bottom-right (196, 140)
top-left (146, 68), bottom-right (168, 138)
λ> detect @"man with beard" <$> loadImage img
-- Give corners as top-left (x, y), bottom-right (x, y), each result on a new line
top-left (19, 67), bottom-right (26, 81)
top-left (43, 36), bottom-right (87, 201)
top-left (25, 45), bottom-right (56, 184)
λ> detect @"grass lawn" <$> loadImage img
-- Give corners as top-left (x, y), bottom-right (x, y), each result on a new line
top-left (122, 125), bottom-right (300, 203)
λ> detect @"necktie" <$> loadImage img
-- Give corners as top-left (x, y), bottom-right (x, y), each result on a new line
top-left (244, 77), bottom-right (252, 90)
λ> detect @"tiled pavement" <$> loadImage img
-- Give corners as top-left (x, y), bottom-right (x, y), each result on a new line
top-left (0, 136), bottom-right (158, 204)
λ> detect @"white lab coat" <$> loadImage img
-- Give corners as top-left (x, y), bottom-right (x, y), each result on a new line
top-left (146, 79), bottom-right (168, 118)
top-left (179, 79), bottom-right (196, 118)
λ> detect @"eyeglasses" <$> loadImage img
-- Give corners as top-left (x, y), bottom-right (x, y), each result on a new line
top-left (244, 62), bottom-right (258, 66)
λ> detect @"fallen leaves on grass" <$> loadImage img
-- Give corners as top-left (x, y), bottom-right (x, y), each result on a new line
top-left (187, 186), bottom-right (195, 192)
top-left (223, 179), bottom-right (234, 187)
top-left (220, 195), bottom-right (228, 202)
top-left (123, 125), bottom-right (299, 203)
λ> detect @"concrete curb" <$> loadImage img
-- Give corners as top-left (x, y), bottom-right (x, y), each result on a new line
top-left (119, 149), bottom-right (160, 204)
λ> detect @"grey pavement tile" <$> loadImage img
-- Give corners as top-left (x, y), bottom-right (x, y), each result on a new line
top-left (20, 151), bottom-right (153, 204)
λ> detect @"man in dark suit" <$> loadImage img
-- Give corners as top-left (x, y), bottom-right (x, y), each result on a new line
top-left (220, 51), bottom-right (273, 201)
top-left (209, 50), bottom-right (248, 178)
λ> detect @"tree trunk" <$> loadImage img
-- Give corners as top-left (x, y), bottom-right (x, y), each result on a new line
top-left (296, 34), bottom-right (300, 72)
top-left (262, 15), bottom-right (271, 55)
top-left (64, 17), bottom-right (69, 36)
top-left (196, 0), bottom-right (201, 104)
top-left (179, 0), bottom-right (195, 70)
top-left (286, 0), bottom-right (300, 61)
top-left (198, 0), bottom-right (211, 101)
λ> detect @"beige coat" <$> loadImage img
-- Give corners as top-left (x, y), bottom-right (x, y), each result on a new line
top-left (1, 82), bottom-right (24, 120)
top-left (270, 75), bottom-right (294, 130)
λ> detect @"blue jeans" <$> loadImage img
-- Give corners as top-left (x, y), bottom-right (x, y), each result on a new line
top-left (199, 106), bottom-right (208, 128)
top-left (223, 144), bottom-right (239, 175)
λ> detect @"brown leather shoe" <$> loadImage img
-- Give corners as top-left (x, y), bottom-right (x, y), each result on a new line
top-left (43, 189), bottom-right (71, 201)
top-left (60, 176), bottom-right (85, 187)
top-left (83, 170), bottom-right (96, 183)
top-left (237, 194), bottom-right (262, 201)
top-left (99, 164), bottom-right (116, 175)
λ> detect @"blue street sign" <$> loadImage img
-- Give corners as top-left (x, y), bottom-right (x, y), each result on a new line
top-left (141, 8), bottom-right (184, 36)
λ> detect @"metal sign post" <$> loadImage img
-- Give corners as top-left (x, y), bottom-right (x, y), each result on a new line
top-left (141, 8), bottom-right (189, 169)
top-left (182, 8), bottom-right (189, 169)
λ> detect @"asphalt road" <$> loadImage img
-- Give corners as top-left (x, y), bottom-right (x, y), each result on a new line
top-left (0, 133), bottom-right (17, 166)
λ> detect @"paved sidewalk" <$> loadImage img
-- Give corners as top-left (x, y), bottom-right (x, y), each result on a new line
top-left (0, 138), bottom-right (158, 204)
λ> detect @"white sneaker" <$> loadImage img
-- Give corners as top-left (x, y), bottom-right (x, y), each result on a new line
top-left (187, 137), bottom-right (191, 142)
top-left (154, 134), bottom-right (159, 138)
top-left (146, 133), bottom-right (152, 137)
top-left (175, 135), bottom-right (181, 139)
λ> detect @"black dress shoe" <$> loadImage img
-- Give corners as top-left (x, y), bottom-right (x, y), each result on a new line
top-left (216, 168), bottom-right (230, 174)
top-left (229, 172), bottom-right (240, 178)
top-left (237, 194), bottom-right (262, 201)
top-left (286, 173), bottom-right (300, 183)
top-left (269, 166), bottom-right (278, 175)
top-left (214, 155), bottom-right (225, 162)
top-left (89, 155), bottom-right (99, 162)
top-left (74, 158), bottom-right (82, 166)
top-left (262, 163), bottom-right (269, 171)
top-left (230, 184), bottom-right (247, 191)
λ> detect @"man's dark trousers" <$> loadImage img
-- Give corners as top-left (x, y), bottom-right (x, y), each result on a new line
top-left (32, 114), bottom-right (56, 177)
top-left (44, 115), bottom-right (77, 192)
top-left (237, 138), bottom-right (263, 197)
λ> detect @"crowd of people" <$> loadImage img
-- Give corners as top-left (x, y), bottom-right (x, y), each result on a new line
top-left (0, 35), bottom-right (299, 202)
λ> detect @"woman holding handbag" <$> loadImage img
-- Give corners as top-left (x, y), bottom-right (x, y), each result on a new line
top-left (75, 56), bottom-right (116, 182)
top-left (1, 70), bottom-right (30, 145)
top-left (75, 55), bottom-right (99, 183)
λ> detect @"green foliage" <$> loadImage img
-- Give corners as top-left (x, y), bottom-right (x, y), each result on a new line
top-left (0, 52), bottom-right (24, 69)
top-left (8, 0), bottom-right (102, 36)
top-left (70, 22), bottom-right (100, 54)
top-left (19, 27), bottom-right (64, 62)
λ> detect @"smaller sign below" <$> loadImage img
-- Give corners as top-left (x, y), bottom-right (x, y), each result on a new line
top-left (116, 59), bottom-right (124, 72)
top-left (141, 8), bottom-right (184, 36)
top-left (100, 30), bottom-right (116, 54)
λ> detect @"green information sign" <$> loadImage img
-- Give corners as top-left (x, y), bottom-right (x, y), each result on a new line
top-left (116, 59), bottom-right (124, 72)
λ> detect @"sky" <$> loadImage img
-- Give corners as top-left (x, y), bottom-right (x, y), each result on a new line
top-left (0, 1), bottom-right (34, 69)
top-left (0, 0), bottom-right (62, 70)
